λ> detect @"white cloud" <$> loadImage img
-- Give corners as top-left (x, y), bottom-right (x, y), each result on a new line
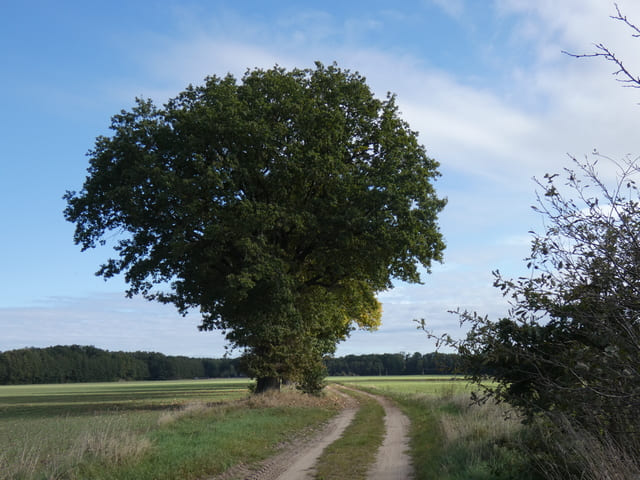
top-left (119, 1), bottom-right (638, 185)
top-left (117, 6), bottom-right (637, 354)
top-left (21, 2), bottom-right (640, 357)
top-left (0, 294), bottom-right (228, 357)
top-left (426, 0), bottom-right (465, 19)
top-left (497, 0), bottom-right (640, 94)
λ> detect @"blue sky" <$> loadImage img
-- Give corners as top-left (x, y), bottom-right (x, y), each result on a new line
top-left (2, 0), bottom-right (640, 357)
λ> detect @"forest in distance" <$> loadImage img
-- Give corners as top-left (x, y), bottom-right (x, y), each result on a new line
top-left (0, 345), bottom-right (460, 385)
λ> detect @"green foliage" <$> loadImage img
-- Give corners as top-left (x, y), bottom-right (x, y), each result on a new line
top-left (296, 357), bottom-right (327, 395)
top-left (442, 157), bottom-right (640, 478)
top-left (0, 345), bottom-right (240, 384)
top-left (325, 351), bottom-right (460, 376)
top-left (64, 62), bottom-right (446, 387)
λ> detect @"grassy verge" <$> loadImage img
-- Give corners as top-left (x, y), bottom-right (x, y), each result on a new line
top-left (77, 395), bottom-right (338, 480)
top-left (333, 377), bottom-right (538, 480)
top-left (314, 389), bottom-right (385, 480)
top-left (397, 392), bottom-right (542, 479)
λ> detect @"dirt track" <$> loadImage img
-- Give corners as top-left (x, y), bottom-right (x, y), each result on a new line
top-left (340, 387), bottom-right (413, 480)
top-left (272, 404), bottom-right (358, 480)
top-left (364, 392), bottom-right (413, 480)
top-left (212, 386), bottom-right (413, 480)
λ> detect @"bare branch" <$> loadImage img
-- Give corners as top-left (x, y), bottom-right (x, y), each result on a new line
top-left (612, 3), bottom-right (640, 38)
top-left (563, 4), bottom-right (640, 88)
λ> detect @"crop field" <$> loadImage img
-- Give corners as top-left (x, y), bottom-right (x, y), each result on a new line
top-left (331, 375), bottom-right (472, 396)
top-left (0, 378), bottom-right (251, 418)
top-left (0, 379), bottom-right (250, 479)
top-left (0, 376), bottom-right (521, 480)
top-left (0, 378), bottom-right (341, 480)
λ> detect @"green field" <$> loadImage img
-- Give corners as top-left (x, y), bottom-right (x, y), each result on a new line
top-left (330, 375), bottom-right (471, 395)
top-left (0, 378), bottom-right (251, 419)
top-left (0, 376), bottom-right (530, 480)
top-left (0, 378), bottom-right (339, 480)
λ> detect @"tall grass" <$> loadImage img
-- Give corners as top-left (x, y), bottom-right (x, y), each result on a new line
top-left (0, 411), bottom-right (157, 479)
top-left (429, 394), bottom-right (531, 479)
top-left (521, 414), bottom-right (640, 480)
top-left (0, 379), bottom-right (342, 480)
top-left (344, 378), bottom-right (537, 480)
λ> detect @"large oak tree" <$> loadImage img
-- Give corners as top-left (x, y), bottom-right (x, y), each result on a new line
top-left (64, 63), bottom-right (446, 392)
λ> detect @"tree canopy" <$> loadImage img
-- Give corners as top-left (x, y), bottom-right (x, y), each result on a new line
top-left (0, 347), bottom-right (459, 385)
top-left (0, 345), bottom-right (241, 384)
top-left (64, 62), bottom-right (446, 392)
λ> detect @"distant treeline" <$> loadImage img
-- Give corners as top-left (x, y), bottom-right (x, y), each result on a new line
top-left (0, 346), bottom-right (461, 385)
top-left (326, 352), bottom-right (460, 376)
top-left (0, 345), bottom-right (242, 384)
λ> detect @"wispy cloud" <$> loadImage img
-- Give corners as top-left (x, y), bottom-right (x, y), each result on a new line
top-left (76, 2), bottom-right (640, 355)
top-left (0, 294), bottom-right (228, 357)
top-left (7, 1), bottom-right (640, 356)
top-left (426, 0), bottom-right (465, 19)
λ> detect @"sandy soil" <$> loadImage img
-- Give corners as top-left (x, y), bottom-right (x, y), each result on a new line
top-left (365, 392), bottom-right (413, 480)
top-left (274, 405), bottom-right (358, 480)
top-left (209, 386), bottom-right (413, 480)
top-left (209, 387), bottom-right (358, 480)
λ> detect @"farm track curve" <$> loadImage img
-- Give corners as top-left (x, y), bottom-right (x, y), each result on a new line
top-left (209, 385), bottom-right (413, 480)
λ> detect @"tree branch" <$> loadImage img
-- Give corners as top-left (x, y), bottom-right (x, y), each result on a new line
top-left (562, 4), bottom-right (640, 88)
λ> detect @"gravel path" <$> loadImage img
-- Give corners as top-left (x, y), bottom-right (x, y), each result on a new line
top-left (339, 387), bottom-right (413, 480)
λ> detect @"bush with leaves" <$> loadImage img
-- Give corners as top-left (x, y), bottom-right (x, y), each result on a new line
top-left (433, 156), bottom-right (640, 476)
top-left (422, 6), bottom-right (640, 476)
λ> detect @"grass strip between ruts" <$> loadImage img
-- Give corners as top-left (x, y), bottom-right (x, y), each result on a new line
top-left (314, 388), bottom-right (386, 480)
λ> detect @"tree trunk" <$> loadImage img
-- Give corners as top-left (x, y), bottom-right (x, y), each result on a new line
top-left (255, 376), bottom-right (281, 393)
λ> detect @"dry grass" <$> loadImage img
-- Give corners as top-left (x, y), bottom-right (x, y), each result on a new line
top-left (74, 417), bottom-right (152, 464)
top-left (529, 415), bottom-right (640, 480)
top-left (428, 392), bottom-right (640, 479)
top-left (157, 401), bottom-right (211, 426)
top-left (0, 447), bottom-right (39, 480)
top-left (155, 387), bottom-right (345, 428)
top-left (0, 413), bottom-right (155, 480)
top-left (438, 394), bottom-right (521, 445)
top-left (243, 385), bottom-right (351, 410)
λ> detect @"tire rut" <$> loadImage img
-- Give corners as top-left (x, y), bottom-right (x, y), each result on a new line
top-left (209, 385), bottom-right (413, 480)
top-left (208, 386), bottom-right (358, 480)
top-left (340, 386), bottom-right (414, 480)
